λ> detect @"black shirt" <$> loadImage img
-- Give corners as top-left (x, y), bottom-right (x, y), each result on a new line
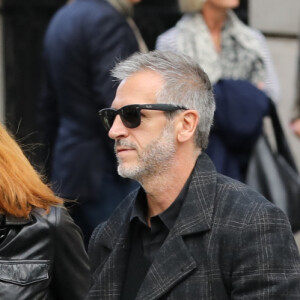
top-left (121, 175), bottom-right (192, 300)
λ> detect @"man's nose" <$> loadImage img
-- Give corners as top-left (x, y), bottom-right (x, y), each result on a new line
top-left (108, 115), bottom-right (129, 139)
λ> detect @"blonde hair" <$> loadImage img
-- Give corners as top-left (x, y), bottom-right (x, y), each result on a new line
top-left (0, 124), bottom-right (63, 218)
top-left (178, 0), bottom-right (206, 13)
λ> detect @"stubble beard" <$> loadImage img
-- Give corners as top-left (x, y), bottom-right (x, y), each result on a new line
top-left (115, 122), bottom-right (176, 182)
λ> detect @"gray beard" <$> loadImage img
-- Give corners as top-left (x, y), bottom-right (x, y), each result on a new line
top-left (116, 122), bottom-right (176, 182)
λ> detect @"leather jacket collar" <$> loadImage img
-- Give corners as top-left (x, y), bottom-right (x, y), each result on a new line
top-left (4, 214), bottom-right (33, 226)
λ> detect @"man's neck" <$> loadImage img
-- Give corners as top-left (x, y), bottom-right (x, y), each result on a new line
top-left (141, 150), bottom-right (200, 225)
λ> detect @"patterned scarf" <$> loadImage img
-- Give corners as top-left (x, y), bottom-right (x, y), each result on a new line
top-left (176, 10), bottom-right (265, 85)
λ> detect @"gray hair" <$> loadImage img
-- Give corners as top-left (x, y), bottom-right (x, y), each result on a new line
top-left (111, 51), bottom-right (215, 150)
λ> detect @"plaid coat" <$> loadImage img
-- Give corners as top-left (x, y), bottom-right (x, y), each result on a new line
top-left (87, 153), bottom-right (300, 299)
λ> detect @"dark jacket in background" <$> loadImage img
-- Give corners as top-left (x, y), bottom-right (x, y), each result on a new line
top-left (206, 79), bottom-right (270, 181)
top-left (38, 0), bottom-right (139, 243)
top-left (87, 153), bottom-right (300, 299)
top-left (0, 207), bottom-right (90, 300)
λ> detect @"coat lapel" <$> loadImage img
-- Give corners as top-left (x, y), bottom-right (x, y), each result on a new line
top-left (136, 153), bottom-right (218, 300)
top-left (89, 193), bottom-right (136, 299)
top-left (93, 229), bottom-right (130, 299)
top-left (136, 235), bottom-right (197, 300)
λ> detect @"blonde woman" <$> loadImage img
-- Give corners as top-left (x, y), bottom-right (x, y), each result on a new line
top-left (0, 124), bottom-right (90, 299)
top-left (156, 0), bottom-right (278, 181)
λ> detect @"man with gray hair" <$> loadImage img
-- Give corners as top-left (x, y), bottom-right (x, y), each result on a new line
top-left (87, 51), bottom-right (300, 299)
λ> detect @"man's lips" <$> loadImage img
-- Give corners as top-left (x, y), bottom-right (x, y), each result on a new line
top-left (115, 140), bottom-right (137, 156)
top-left (116, 148), bottom-right (135, 154)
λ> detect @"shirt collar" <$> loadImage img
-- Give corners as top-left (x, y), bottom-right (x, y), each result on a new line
top-left (130, 188), bottom-right (148, 226)
top-left (159, 176), bottom-right (191, 230)
top-left (130, 164), bottom-right (195, 231)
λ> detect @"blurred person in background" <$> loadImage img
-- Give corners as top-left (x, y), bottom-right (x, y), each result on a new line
top-left (291, 36), bottom-right (300, 138)
top-left (0, 123), bottom-right (90, 300)
top-left (38, 0), bottom-right (146, 246)
top-left (156, 0), bottom-right (279, 181)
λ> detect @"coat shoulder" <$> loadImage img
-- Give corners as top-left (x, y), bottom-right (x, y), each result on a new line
top-left (50, 0), bottom-right (124, 27)
top-left (215, 174), bottom-right (291, 228)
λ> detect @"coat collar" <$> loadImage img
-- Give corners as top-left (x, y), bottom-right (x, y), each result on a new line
top-left (95, 153), bottom-right (218, 299)
top-left (170, 153), bottom-right (217, 237)
top-left (4, 214), bottom-right (33, 226)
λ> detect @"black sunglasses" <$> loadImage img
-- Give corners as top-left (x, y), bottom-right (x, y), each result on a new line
top-left (99, 104), bottom-right (188, 131)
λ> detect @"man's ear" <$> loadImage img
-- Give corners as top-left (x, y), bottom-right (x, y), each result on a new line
top-left (176, 110), bottom-right (199, 143)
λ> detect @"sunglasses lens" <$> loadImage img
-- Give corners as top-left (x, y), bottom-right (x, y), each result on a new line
top-left (100, 110), bottom-right (116, 131)
top-left (121, 107), bottom-right (141, 128)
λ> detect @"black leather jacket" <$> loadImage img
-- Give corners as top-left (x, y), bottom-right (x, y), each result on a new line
top-left (0, 206), bottom-right (90, 299)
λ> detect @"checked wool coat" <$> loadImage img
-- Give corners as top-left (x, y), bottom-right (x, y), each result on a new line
top-left (87, 154), bottom-right (300, 299)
